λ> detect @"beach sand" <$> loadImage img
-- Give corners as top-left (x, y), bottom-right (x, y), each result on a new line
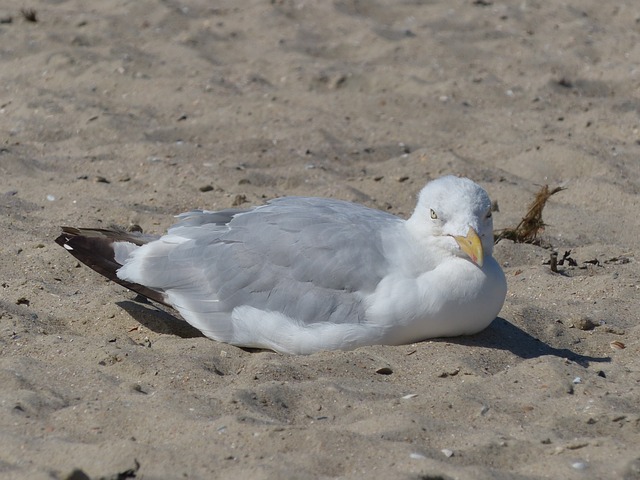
top-left (1, 1), bottom-right (639, 478)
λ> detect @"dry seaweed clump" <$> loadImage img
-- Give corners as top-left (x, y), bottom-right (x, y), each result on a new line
top-left (494, 185), bottom-right (564, 245)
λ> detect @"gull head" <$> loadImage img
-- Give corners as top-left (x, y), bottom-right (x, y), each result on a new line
top-left (407, 176), bottom-right (495, 267)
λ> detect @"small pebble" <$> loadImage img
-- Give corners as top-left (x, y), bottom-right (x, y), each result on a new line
top-left (375, 367), bottom-right (393, 375)
top-left (571, 461), bottom-right (588, 470)
top-left (409, 452), bottom-right (427, 460)
top-left (441, 449), bottom-right (454, 458)
top-left (572, 377), bottom-right (582, 384)
top-left (610, 340), bottom-right (625, 350)
top-left (571, 316), bottom-right (597, 331)
top-left (63, 468), bottom-right (91, 480)
top-left (130, 383), bottom-right (148, 394)
top-left (46, 194), bottom-right (55, 201)
top-left (199, 185), bottom-right (214, 192)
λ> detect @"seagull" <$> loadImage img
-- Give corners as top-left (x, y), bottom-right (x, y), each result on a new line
top-left (56, 175), bottom-right (506, 354)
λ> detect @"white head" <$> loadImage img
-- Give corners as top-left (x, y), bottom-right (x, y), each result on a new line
top-left (407, 176), bottom-right (495, 267)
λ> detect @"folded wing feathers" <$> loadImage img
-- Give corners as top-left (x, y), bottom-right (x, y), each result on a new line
top-left (55, 227), bottom-right (169, 307)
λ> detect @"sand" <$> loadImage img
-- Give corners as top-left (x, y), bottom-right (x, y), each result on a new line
top-left (1, 1), bottom-right (639, 478)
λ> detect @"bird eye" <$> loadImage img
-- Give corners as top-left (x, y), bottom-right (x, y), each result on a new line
top-left (486, 210), bottom-right (492, 219)
top-left (430, 209), bottom-right (438, 220)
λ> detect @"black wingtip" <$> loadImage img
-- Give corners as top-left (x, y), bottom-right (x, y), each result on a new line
top-left (56, 227), bottom-right (171, 308)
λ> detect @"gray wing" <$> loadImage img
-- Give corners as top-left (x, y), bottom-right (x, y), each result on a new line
top-left (122, 197), bottom-right (403, 326)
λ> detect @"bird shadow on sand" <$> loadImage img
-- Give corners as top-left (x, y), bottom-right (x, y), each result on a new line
top-left (117, 299), bottom-right (274, 353)
top-left (449, 317), bottom-right (610, 367)
top-left (116, 300), bottom-right (610, 365)
top-left (117, 299), bottom-right (203, 339)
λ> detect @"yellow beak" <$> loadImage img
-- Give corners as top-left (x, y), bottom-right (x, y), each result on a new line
top-left (453, 227), bottom-right (484, 267)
